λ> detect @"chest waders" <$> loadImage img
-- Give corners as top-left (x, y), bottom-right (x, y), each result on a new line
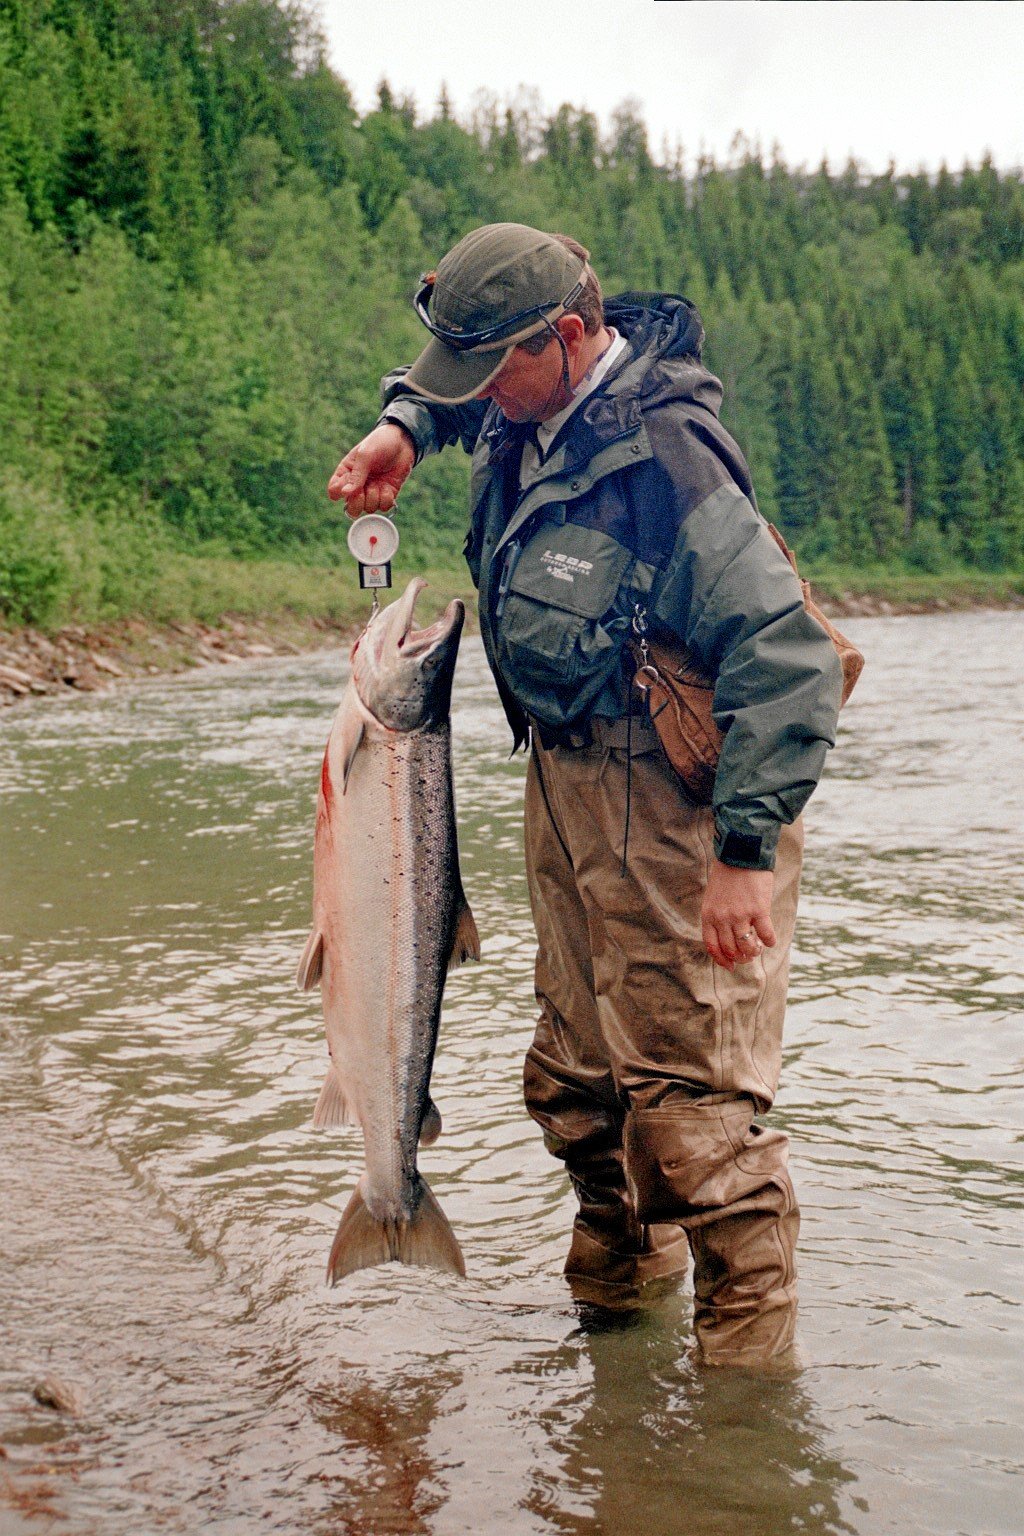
top-left (521, 731), bottom-right (804, 1362)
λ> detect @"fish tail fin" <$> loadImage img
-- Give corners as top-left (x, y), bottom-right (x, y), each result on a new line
top-left (326, 1178), bottom-right (465, 1286)
top-left (326, 1184), bottom-right (393, 1284)
top-left (396, 1179), bottom-right (465, 1276)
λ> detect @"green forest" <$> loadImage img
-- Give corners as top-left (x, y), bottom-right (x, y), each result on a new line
top-left (2, 0), bottom-right (1023, 629)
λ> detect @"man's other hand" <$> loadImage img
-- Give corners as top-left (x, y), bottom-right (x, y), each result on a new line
top-left (328, 423), bottom-right (416, 516)
top-left (701, 859), bottom-right (776, 970)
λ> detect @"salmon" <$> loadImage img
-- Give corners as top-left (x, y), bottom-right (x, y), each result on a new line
top-left (297, 578), bottom-right (476, 1284)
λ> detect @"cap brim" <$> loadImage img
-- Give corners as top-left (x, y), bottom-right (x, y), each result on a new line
top-left (403, 337), bottom-right (514, 405)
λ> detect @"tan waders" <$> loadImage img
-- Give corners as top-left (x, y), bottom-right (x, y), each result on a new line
top-left (523, 720), bottom-right (803, 1365)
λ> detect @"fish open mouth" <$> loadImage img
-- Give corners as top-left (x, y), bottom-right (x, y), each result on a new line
top-left (399, 602), bottom-right (463, 657)
top-left (353, 577), bottom-right (466, 729)
top-left (394, 580), bottom-right (465, 659)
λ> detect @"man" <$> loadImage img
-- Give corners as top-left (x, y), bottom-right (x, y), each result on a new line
top-left (329, 223), bottom-right (842, 1365)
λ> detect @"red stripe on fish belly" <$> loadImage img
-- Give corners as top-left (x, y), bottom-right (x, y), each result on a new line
top-left (320, 749), bottom-right (332, 811)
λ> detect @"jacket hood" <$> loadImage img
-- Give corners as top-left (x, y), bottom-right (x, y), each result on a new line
top-left (605, 291), bottom-right (705, 360)
top-left (479, 291), bottom-right (723, 468)
top-left (603, 292), bottom-right (724, 421)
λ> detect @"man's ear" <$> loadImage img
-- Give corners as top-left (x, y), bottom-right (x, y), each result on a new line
top-left (557, 313), bottom-right (586, 347)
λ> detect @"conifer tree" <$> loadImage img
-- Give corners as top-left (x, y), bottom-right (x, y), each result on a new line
top-left (879, 343), bottom-right (941, 538)
top-left (2, 6), bottom-right (1024, 627)
top-left (766, 304), bottom-right (814, 540)
top-left (836, 352), bottom-right (899, 561)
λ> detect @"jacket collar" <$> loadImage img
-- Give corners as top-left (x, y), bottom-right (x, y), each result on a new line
top-left (479, 291), bottom-right (709, 470)
top-left (480, 338), bottom-right (644, 470)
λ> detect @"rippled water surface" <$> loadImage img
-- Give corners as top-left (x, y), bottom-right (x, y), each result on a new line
top-left (1, 611), bottom-right (1021, 1536)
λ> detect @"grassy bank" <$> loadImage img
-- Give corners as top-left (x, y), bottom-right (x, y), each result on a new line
top-left (1, 548), bottom-right (1021, 707)
top-left (801, 562), bottom-right (1024, 612)
top-left (146, 549), bottom-right (1023, 623)
top-left (0, 551), bottom-right (479, 703)
top-left (127, 551), bottom-right (479, 629)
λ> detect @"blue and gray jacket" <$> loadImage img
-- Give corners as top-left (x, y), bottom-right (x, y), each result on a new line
top-left (379, 292), bottom-right (843, 870)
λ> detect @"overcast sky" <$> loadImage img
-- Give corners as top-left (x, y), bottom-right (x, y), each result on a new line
top-left (318, 0), bottom-right (1024, 174)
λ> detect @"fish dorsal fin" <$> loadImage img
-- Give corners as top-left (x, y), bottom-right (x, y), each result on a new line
top-left (296, 930), bottom-right (324, 991)
top-left (448, 900), bottom-right (481, 968)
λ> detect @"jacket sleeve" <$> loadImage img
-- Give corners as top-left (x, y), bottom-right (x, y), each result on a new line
top-left (651, 476), bottom-right (843, 871)
top-left (377, 366), bottom-right (487, 460)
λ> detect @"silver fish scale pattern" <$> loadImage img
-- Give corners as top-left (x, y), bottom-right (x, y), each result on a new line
top-left (321, 717), bottom-right (461, 1223)
top-left (392, 726), bottom-right (461, 1196)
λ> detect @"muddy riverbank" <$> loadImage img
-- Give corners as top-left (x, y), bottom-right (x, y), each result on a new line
top-left (0, 613), bottom-right (350, 706)
top-left (3, 582), bottom-right (1021, 707)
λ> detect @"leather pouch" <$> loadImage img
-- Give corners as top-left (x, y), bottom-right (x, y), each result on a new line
top-left (629, 524), bottom-right (864, 804)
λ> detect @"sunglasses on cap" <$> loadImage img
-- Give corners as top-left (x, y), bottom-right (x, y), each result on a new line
top-left (413, 271), bottom-right (587, 352)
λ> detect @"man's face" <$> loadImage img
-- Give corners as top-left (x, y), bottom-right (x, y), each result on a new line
top-left (474, 335), bottom-right (567, 423)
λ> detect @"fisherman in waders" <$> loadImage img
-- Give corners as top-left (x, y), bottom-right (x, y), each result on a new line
top-left (329, 224), bottom-right (843, 1365)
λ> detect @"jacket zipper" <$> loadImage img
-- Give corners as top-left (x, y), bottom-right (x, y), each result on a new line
top-left (494, 539), bottom-right (523, 621)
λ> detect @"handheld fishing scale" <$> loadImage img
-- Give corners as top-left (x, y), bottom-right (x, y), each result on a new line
top-left (346, 513), bottom-right (400, 613)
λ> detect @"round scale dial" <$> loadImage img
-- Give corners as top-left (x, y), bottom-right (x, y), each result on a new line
top-left (347, 513), bottom-right (400, 565)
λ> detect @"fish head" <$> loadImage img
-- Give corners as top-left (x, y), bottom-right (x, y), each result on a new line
top-left (351, 577), bottom-right (465, 731)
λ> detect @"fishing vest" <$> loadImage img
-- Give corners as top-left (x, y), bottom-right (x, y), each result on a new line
top-left (465, 391), bottom-right (659, 742)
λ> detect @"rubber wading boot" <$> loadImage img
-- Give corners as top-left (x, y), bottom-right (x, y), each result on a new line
top-left (525, 1043), bottom-right (689, 1306)
top-left (558, 1124), bottom-right (689, 1305)
top-left (564, 1221), bottom-right (690, 1309)
top-left (625, 1095), bottom-right (800, 1362)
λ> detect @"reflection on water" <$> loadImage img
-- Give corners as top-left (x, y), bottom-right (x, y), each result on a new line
top-left (0, 611), bottom-right (1021, 1535)
top-left (524, 1305), bottom-right (857, 1536)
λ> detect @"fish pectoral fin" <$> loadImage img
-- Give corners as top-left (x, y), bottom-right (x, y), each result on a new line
top-left (419, 1097), bottom-right (442, 1146)
top-left (296, 930), bottom-right (324, 991)
top-left (338, 709), bottom-right (365, 793)
top-left (312, 1068), bottom-right (356, 1129)
top-left (326, 1177), bottom-right (466, 1286)
top-left (448, 901), bottom-right (481, 969)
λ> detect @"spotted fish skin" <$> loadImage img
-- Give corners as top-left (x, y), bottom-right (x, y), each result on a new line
top-left (298, 578), bottom-right (475, 1284)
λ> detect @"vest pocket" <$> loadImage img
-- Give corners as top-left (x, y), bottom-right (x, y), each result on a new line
top-left (495, 521), bottom-right (634, 715)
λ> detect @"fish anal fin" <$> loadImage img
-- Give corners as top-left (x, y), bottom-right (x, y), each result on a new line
top-left (296, 931), bottom-right (324, 991)
top-left (312, 1068), bottom-right (356, 1130)
top-left (326, 1177), bottom-right (465, 1285)
top-left (448, 901), bottom-right (481, 969)
top-left (419, 1096), bottom-right (442, 1146)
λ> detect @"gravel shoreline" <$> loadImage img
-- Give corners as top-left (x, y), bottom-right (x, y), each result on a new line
top-left (0, 613), bottom-right (354, 707)
top-left (2, 588), bottom-right (1021, 708)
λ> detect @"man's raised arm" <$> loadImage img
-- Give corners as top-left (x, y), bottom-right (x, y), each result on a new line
top-left (327, 368), bottom-right (487, 517)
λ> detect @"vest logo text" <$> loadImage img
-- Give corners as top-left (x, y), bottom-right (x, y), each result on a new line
top-left (541, 550), bottom-right (594, 584)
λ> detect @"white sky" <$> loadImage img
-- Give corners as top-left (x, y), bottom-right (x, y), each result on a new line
top-left (318, 0), bottom-right (1024, 174)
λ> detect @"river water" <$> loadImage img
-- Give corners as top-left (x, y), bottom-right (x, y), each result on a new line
top-left (0, 610), bottom-right (1021, 1536)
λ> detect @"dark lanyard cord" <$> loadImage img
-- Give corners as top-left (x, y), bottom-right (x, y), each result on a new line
top-left (622, 684), bottom-right (633, 879)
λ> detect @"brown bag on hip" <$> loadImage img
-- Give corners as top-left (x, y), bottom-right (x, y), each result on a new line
top-left (628, 523), bottom-right (864, 804)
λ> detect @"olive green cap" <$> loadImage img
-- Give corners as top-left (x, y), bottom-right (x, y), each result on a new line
top-left (405, 223), bottom-right (588, 404)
